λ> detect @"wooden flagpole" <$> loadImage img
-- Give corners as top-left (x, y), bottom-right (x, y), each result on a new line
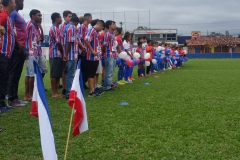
top-left (64, 103), bottom-right (75, 160)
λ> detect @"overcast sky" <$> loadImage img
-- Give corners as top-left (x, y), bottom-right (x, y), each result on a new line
top-left (20, 0), bottom-right (240, 36)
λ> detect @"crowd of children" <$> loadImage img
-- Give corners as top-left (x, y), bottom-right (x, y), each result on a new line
top-left (114, 37), bottom-right (188, 84)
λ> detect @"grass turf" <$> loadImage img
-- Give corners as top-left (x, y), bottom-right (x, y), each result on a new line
top-left (0, 59), bottom-right (240, 159)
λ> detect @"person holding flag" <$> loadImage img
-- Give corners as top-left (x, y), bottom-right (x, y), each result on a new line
top-left (84, 20), bottom-right (105, 97)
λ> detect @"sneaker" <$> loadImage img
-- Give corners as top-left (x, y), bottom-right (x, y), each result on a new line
top-left (121, 80), bottom-right (128, 84)
top-left (126, 80), bottom-right (133, 84)
top-left (0, 107), bottom-right (8, 113)
top-left (111, 83), bottom-right (117, 88)
top-left (154, 70), bottom-right (157, 73)
top-left (45, 88), bottom-right (48, 92)
top-left (130, 77), bottom-right (135, 81)
top-left (117, 81), bottom-right (125, 85)
top-left (16, 99), bottom-right (28, 105)
top-left (88, 91), bottom-right (101, 97)
top-left (8, 100), bottom-right (26, 107)
top-left (95, 88), bottom-right (104, 95)
top-left (113, 82), bottom-right (118, 86)
top-left (5, 105), bottom-right (14, 109)
top-left (0, 127), bottom-right (2, 132)
top-left (95, 84), bottom-right (102, 88)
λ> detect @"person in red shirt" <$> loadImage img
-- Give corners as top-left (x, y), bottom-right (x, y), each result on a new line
top-left (0, 0), bottom-right (18, 113)
top-left (145, 40), bottom-right (153, 75)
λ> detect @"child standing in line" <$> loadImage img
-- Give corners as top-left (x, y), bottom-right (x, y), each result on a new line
top-left (128, 36), bottom-right (135, 81)
top-left (146, 40), bottom-right (153, 75)
top-left (136, 42), bottom-right (146, 78)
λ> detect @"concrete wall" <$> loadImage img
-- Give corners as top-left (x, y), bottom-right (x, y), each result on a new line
top-left (187, 53), bottom-right (240, 59)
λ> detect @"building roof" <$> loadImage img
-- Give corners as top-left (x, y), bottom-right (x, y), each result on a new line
top-left (186, 36), bottom-right (240, 46)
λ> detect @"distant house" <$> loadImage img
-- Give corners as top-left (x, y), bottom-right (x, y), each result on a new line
top-left (186, 36), bottom-right (240, 53)
top-left (133, 29), bottom-right (178, 44)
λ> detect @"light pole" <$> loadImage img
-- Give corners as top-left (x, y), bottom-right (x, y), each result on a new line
top-left (119, 22), bottom-right (123, 28)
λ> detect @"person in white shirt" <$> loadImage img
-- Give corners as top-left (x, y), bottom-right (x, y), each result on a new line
top-left (123, 33), bottom-right (133, 83)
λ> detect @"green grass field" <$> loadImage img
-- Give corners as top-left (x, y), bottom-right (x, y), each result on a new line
top-left (1, 59), bottom-right (240, 160)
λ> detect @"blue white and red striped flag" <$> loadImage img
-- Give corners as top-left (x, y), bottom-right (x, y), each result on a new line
top-left (30, 61), bottom-right (58, 160)
top-left (68, 60), bottom-right (88, 137)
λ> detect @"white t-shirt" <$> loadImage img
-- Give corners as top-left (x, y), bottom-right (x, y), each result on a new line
top-left (123, 40), bottom-right (131, 60)
top-left (142, 43), bottom-right (147, 55)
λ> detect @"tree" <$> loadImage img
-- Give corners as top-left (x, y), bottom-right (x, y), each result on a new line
top-left (225, 31), bottom-right (230, 36)
top-left (238, 34), bottom-right (240, 38)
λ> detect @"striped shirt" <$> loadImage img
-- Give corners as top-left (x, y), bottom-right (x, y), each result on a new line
top-left (49, 25), bottom-right (61, 58)
top-left (77, 23), bottom-right (88, 45)
top-left (115, 36), bottom-right (124, 52)
top-left (85, 27), bottom-right (101, 61)
top-left (25, 21), bottom-right (42, 56)
top-left (136, 47), bottom-right (144, 58)
top-left (64, 23), bottom-right (78, 61)
top-left (0, 10), bottom-right (15, 58)
top-left (103, 30), bottom-right (116, 58)
top-left (59, 22), bottom-right (68, 46)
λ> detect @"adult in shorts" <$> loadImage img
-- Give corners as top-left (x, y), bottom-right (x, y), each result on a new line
top-left (49, 12), bottom-right (64, 98)
top-left (24, 9), bottom-right (48, 101)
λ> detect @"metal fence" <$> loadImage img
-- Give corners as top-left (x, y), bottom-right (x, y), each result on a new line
top-left (21, 10), bottom-right (150, 34)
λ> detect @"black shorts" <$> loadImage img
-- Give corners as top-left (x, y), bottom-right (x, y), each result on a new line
top-left (50, 58), bottom-right (63, 78)
top-left (86, 60), bottom-right (99, 78)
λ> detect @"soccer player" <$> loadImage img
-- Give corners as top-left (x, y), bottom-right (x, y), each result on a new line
top-left (59, 10), bottom-right (72, 95)
top-left (64, 16), bottom-right (85, 99)
top-left (77, 13), bottom-right (92, 89)
top-left (84, 20), bottom-right (105, 97)
top-left (8, 0), bottom-right (28, 107)
top-left (91, 19), bottom-right (103, 90)
top-left (0, 0), bottom-right (17, 113)
top-left (103, 20), bottom-right (116, 91)
top-left (49, 12), bottom-right (64, 98)
top-left (114, 27), bottom-right (126, 85)
top-left (24, 9), bottom-right (48, 101)
top-left (123, 33), bottom-right (133, 83)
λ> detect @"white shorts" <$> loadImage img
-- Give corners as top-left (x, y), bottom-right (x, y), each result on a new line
top-left (96, 59), bottom-right (102, 74)
top-left (26, 54), bottom-right (48, 77)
